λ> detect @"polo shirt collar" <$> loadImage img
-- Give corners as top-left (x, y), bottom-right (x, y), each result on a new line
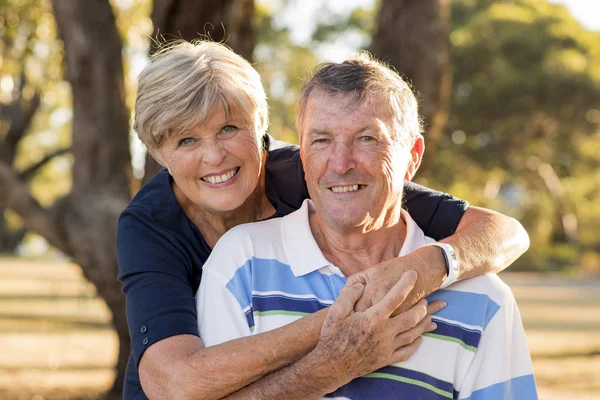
top-left (281, 200), bottom-right (430, 277)
top-left (281, 199), bottom-right (332, 277)
top-left (398, 208), bottom-right (429, 256)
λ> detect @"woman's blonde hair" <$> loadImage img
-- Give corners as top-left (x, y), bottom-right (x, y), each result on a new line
top-left (134, 40), bottom-right (269, 148)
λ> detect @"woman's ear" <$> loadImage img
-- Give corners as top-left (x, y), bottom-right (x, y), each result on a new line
top-left (404, 135), bottom-right (424, 182)
top-left (147, 147), bottom-right (165, 168)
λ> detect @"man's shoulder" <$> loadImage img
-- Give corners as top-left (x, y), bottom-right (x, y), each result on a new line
top-left (449, 274), bottom-right (514, 306)
top-left (203, 218), bottom-right (288, 275)
top-left (428, 274), bottom-right (515, 334)
top-left (219, 218), bottom-right (284, 247)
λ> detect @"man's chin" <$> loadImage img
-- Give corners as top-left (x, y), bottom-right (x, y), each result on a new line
top-left (318, 213), bottom-right (365, 230)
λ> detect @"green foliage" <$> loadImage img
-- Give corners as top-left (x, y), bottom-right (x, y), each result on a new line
top-left (254, 1), bottom-right (319, 144)
top-left (435, 0), bottom-right (600, 271)
top-left (2, 0), bottom-right (598, 272)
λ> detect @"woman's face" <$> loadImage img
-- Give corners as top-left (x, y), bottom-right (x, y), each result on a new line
top-left (152, 105), bottom-right (264, 216)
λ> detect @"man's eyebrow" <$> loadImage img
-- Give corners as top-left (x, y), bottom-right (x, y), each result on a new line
top-left (307, 128), bottom-right (329, 136)
top-left (308, 126), bottom-right (373, 136)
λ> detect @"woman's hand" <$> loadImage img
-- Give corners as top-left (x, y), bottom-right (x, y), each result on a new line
top-left (347, 249), bottom-right (446, 315)
top-left (349, 206), bottom-right (530, 315)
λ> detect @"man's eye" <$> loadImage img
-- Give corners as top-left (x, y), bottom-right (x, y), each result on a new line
top-left (360, 136), bottom-right (376, 142)
top-left (178, 137), bottom-right (195, 147)
top-left (312, 138), bottom-right (330, 145)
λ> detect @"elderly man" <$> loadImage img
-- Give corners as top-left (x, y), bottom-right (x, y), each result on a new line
top-left (196, 54), bottom-right (538, 399)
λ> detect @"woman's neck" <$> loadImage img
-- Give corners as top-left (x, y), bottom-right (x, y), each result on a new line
top-left (174, 169), bottom-right (275, 248)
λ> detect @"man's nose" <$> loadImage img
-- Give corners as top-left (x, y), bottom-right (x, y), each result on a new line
top-left (328, 142), bottom-right (356, 174)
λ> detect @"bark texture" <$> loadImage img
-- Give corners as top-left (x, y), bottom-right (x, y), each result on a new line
top-left (143, 0), bottom-right (257, 182)
top-left (0, 72), bottom-right (40, 252)
top-left (0, 1), bottom-right (259, 397)
top-left (370, 0), bottom-right (451, 175)
top-left (0, 1), bottom-right (135, 397)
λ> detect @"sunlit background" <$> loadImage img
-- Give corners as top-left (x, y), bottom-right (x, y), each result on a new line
top-left (1, 0), bottom-right (599, 399)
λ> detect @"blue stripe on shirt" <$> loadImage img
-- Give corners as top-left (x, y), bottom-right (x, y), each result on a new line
top-left (226, 257), bottom-right (346, 308)
top-left (460, 374), bottom-right (538, 400)
top-left (430, 319), bottom-right (483, 350)
top-left (325, 364), bottom-right (454, 399)
top-left (252, 293), bottom-right (331, 314)
top-left (427, 290), bottom-right (500, 329)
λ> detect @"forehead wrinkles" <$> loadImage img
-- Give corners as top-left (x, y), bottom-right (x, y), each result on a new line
top-left (308, 91), bottom-right (394, 130)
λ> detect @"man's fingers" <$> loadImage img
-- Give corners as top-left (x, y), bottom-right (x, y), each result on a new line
top-left (393, 312), bottom-right (435, 349)
top-left (427, 299), bottom-right (446, 315)
top-left (370, 270), bottom-right (418, 318)
top-left (328, 283), bottom-right (365, 320)
top-left (389, 298), bottom-right (428, 335)
top-left (390, 336), bottom-right (422, 364)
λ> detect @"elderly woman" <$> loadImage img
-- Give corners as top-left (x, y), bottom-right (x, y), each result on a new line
top-left (117, 41), bottom-right (529, 400)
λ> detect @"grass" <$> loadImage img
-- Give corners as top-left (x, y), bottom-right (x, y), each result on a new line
top-left (1, 258), bottom-right (599, 399)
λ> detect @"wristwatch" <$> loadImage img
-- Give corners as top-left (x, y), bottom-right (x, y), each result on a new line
top-left (422, 242), bottom-right (459, 289)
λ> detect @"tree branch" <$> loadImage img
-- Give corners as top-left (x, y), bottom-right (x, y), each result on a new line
top-left (19, 147), bottom-right (71, 182)
top-left (0, 162), bottom-right (67, 252)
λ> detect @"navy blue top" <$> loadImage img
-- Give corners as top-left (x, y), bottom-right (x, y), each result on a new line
top-left (116, 142), bottom-right (468, 399)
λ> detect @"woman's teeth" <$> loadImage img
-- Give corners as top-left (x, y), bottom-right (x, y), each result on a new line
top-left (202, 168), bottom-right (238, 184)
top-left (331, 184), bottom-right (360, 193)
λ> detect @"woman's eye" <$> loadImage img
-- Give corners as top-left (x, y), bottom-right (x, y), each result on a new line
top-left (360, 135), bottom-right (376, 142)
top-left (220, 125), bottom-right (239, 136)
top-left (178, 137), bottom-right (195, 147)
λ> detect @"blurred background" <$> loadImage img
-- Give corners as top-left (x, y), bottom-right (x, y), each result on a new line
top-left (0, 0), bottom-right (598, 398)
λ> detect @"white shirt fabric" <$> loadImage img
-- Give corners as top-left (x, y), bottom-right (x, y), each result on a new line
top-left (197, 199), bottom-right (538, 399)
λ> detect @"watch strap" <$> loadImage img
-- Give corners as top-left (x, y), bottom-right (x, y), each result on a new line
top-left (422, 242), bottom-right (459, 289)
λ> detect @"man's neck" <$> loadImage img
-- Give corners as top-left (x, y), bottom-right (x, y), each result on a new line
top-left (308, 206), bottom-right (407, 277)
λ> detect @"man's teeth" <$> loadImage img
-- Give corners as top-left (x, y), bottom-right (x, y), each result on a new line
top-left (202, 169), bottom-right (237, 184)
top-left (331, 184), bottom-right (360, 193)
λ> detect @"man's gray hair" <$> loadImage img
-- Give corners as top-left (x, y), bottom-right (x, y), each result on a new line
top-left (134, 40), bottom-right (269, 148)
top-left (296, 52), bottom-right (422, 146)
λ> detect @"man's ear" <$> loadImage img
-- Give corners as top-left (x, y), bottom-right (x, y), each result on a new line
top-left (404, 135), bottom-right (424, 182)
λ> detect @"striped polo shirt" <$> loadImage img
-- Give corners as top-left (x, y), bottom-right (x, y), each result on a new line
top-left (197, 199), bottom-right (537, 399)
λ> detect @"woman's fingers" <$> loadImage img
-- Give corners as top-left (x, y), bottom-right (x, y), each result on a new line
top-left (327, 283), bottom-right (365, 321)
top-left (427, 299), bottom-right (446, 315)
top-left (369, 270), bottom-right (418, 318)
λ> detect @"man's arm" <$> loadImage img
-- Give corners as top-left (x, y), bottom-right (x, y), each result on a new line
top-left (351, 206), bottom-right (530, 312)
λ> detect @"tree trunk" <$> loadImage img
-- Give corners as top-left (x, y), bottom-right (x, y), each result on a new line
top-left (50, 0), bottom-right (132, 397)
top-left (0, 71), bottom-right (41, 253)
top-left (370, 0), bottom-right (451, 177)
top-left (143, 0), bottom-right (257, 183)
top-left (0, 1), bottom-right (260, 397)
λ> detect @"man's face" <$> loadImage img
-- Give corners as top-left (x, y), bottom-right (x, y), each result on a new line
top-left (299, 90), bottom-right (423, 231)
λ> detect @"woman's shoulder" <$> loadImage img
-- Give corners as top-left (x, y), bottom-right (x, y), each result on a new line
top-left (265, 138), bottom-right (308, 210)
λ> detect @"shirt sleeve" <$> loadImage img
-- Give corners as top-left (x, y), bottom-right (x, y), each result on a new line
top-left (403, 181), bottom-right (469, 241)
top-left (457, 296), bottom-right (538, 399)
top-left (196, 267), bottom-right (253, 347)
top-left (116, 206), bottom-right (199, 368)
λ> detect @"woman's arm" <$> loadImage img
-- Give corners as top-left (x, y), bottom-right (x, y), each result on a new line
top-left (139, 276), bottom-right (443, 400)
top-left (351, 205), bottom-right (530, 313)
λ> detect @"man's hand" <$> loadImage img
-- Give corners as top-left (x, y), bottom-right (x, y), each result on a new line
top-left (309, 270), bottom-right (445, 388)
